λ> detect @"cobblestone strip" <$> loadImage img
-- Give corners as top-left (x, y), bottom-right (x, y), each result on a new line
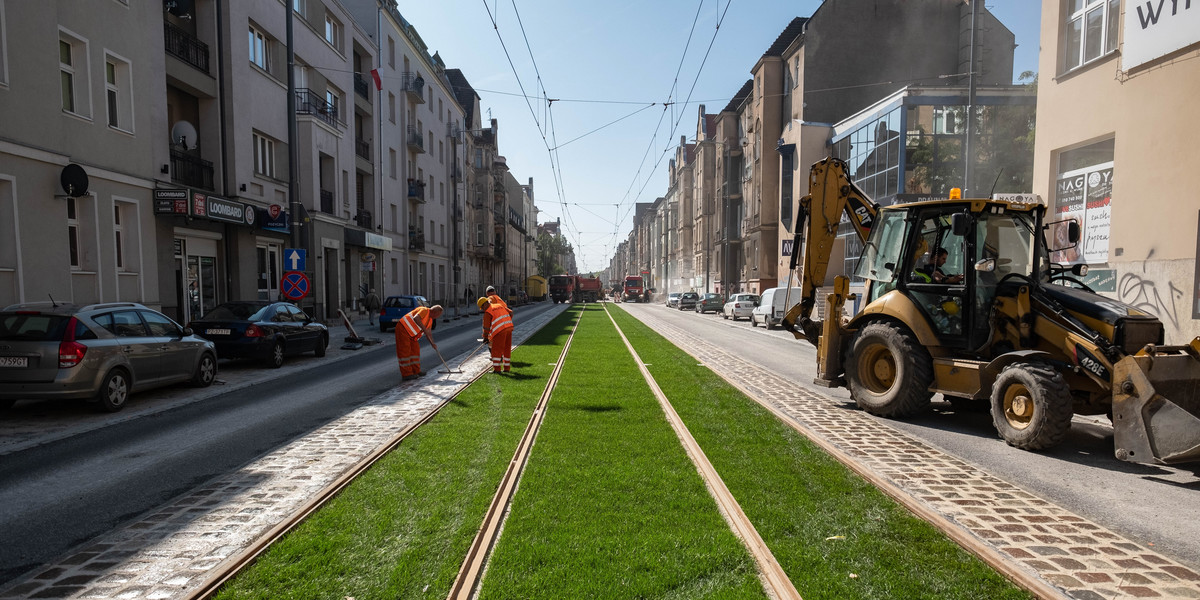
top-left (0, 308), bottom-right (566, 600)
top-left (632, 311), bottom-right (1200, 600)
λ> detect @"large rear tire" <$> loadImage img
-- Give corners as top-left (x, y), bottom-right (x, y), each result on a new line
top-left (845, 321), bottom-right (933, 417)
top-left (990, 363), bottom-right (1074, 451)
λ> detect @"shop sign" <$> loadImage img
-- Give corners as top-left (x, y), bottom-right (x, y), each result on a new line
top-left (1052, 163), bottom-right (1112, 264)
top-left (1123, 0), bottom-right (1200, 70)
top-left (259, 206), bottom-right (290, 233)
top-left (154, 189), bottom-right (189, 215)
top-left (205, 195), bottom-right (249, 225)
top-left (1081, 268), bottom-right (1117, 293)
top-left (191, 191), bottom-right (208, 217)
top-left (364, 232), bottom-right (392, 251)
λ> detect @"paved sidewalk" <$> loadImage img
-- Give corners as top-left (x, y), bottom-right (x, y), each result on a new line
top-left (0, 306), bottom-right (560, 600)
top-left (629, 308), bottom-right (1200, 600)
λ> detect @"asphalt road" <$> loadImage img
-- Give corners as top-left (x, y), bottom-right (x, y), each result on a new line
top-left (620, 300), bottom-right (1200, 570)
top-left (0, 301), bottom-right (561, 586)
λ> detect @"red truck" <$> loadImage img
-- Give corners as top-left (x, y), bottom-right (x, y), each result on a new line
top-left (548, 274), bottom-right (575, 304)
top-left (623, 275), bottom-right (645, 303)
top-left (574, 275), bottom-right (603, 303)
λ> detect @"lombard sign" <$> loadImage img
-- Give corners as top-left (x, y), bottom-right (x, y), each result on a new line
top-left (158, 189), bottom-right (255, 227)
top-left (205, 195), bottom-right (254, 226)
top-left (1123, 0), bottom-right (1200, 70)
top-left (153, 189), bottom-right (189, 215)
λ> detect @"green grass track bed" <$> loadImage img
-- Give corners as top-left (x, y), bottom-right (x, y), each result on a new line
top-left (215, 308), bottom-right (582, 600)
top-left (477, 304), bottom-right (765, 599)
top-left (608, 306), bottom-right (1032, 600)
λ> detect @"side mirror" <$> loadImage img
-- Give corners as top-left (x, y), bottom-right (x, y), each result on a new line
top-left (974, 257), bottom-right (996, 272)
top-left (1067, 220), bottom-right (1081, 244)
top-left (951, 212), bottom-right (970, 236)
top-left (182, 327), bottom-right (194, 337)
top-left (1071, 263), bottom-right (1089, 276)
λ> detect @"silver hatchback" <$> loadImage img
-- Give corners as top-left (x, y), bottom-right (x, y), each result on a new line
top-left (0, 302), bottom-right (217, 412)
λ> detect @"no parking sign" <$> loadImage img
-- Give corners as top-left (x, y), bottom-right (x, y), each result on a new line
top-left (281, 271), bottom-right (310, 301)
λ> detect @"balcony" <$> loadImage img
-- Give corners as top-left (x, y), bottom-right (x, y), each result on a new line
top-left (295, 89), bottom-right (345, 129)
top-left (493, 243), bottom-right (505, 259)
top-left (164, 22), bottom-right (209, 74)
top-left (354, 210), bottom-right (373, 229)
top-left (401, 72), bottom-right (425, 103)
top-left (353, 73), bottom-right (370, 100)
top-left (170, 148), bottom-right (213, 190)
top-left (408, 227), bottom-right (425, 251)
top-left (406, 126), bottom-right (424, 153)
top-left (406, 179), bottom-right (426, 203)
top-left (355, 139), bottom-right (370, 161)
top-left (320, 189), bottom-right (334, 213)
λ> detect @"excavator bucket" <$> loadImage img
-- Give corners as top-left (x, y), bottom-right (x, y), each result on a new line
top-left (1111, 337), bottom-right (1200, 465)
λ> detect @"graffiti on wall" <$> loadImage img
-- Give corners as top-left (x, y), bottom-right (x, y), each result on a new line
top-left (1119, 271), bottom-right (1186, 330)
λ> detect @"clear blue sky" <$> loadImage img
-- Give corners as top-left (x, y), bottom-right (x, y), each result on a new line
top-left (397, 1), bottom-right (1042, 274)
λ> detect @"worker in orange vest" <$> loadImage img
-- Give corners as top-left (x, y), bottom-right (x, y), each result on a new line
top-left (395, 304), bottom-right (443, 380)
top-left (484, 285), bottom-right (508, 310)
top-left (478, 296), bottom-right (513, 373)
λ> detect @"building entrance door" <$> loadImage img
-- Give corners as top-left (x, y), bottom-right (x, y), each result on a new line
top-left (257, 243), bottom-right (281, 300)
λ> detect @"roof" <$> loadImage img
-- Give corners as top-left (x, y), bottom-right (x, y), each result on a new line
top-left (444, 69), bottom-right (477, 130)
top-left (722, 80), bottom-right (753, 113)
top-left (763, 17), bottom-right (807, 59)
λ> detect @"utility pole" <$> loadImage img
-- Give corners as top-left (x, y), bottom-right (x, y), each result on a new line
top-left (963, 0), bottom-right (979, 196)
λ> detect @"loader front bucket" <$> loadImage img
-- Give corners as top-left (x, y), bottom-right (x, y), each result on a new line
top-left (1111, 337), bottom-right (1200, 465)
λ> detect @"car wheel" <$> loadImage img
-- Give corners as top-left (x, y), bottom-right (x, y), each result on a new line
top-left (845, 321), bottom-right (933, 417)
top-left (723, 312), bottom-right (729, 320)
top-left (314, 333), bottom-right (328, 357)
top-left (94, 369), bottom-right (130, 413)
top-left (990, 363), bottom-right (1074, 451)
top-left (750, 314), bottom-right (757, 327)
top-left (266, 341), bottom-right (285, 369)
top-left (191, 353), bottom-right (217, 387)
top-left (379, 324), bottom-right (387, 333)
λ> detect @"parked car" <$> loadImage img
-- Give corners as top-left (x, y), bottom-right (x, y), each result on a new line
top-left (0, 302), bottom-right (217, 412)
top-left (190, 301), bottom-right (328, 368)
top-left (378, 295), bottom-right (430, 332)
top-left (665, 292), bottom-right (682, 308)
top-left (722, 293), bottom-right (759, 321)
top-left (695, 293), bottom-right (725, 314)
top-left (677, 291), bottom-right (700, 310)
top-left (750, 287), bottom-right (805, 329)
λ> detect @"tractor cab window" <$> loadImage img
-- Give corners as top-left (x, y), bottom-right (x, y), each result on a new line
top-left (907, 210), bottom-right (969, 339)
top-left (858, 210), bottom-right (908, 302)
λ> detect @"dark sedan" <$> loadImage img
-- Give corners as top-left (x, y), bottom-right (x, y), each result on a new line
top-left (190, 301), bottom-right (327, 368)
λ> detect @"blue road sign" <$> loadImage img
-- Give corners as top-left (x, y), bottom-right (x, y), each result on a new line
top-left (284, 248), bottom-right (307, 272)
top-left (281, 271), bottom-right (310, 301)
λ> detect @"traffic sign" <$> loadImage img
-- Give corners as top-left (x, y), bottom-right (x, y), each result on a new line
top-left (284, 248), bottom-right (307, 272)
top-left (280, 271), bottom-right (310, 301)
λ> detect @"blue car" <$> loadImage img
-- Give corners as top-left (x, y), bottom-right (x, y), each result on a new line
top-left (379, 295), bottom-right (429, 332)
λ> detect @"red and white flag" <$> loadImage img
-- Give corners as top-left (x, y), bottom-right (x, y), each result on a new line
top-left (370, 68), bottom-right (382, 91)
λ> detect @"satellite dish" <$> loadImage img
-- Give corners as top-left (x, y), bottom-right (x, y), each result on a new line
top-left (171, 121), bottom-right (198, 150)
top-left (60, 164), bottom-right (89, 198)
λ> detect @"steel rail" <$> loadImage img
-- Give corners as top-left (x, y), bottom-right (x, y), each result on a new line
top-left (185, 329), bottom-right (541, 599)
top-left (633, 309), bottom-right (1066, 600)
top-left (602, 304), bottom-right (804, 600)
top-left (446, 307), bottom-right (582, 599)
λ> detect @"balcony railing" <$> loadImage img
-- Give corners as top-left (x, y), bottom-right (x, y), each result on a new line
top-left (408, 227), bottom-right (425, 251)
top-left (353, 73), bottom-right (370, 100)
top-left (354, 210), bottom-right (372, 229)
top-left (320, 189), bottom-right (334, 213)
top-left (355, 139), bottom-right (370, 160)
top-left (170, 148), bottom-right (213, 190)
top-left (406, 126), bottom-right (424, 153)
top-left (407, 179), bottom-right (426, 203)
top-left (164, 22), bottom-right (209, 74)
top-left (401, 72), bottom-right (425, 103)
top-left (295, 89), bottom-right (345, 129)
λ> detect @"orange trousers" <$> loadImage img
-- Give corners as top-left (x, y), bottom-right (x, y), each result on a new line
top-left (395, 329), bottom-right (421, 377)
top-left (489, 328), bottom-right (513, 372)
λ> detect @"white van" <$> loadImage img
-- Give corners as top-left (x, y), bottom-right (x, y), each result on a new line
top-left (750, 287), bottom-right (804, 329)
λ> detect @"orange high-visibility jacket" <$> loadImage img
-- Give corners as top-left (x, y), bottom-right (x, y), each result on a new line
top-left (482, 301), bottom-right (513, 340)
top-left (399, 306), bottom-right (432, 339)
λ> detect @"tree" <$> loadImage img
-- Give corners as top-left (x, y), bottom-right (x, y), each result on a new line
top-left (535, 231), bottom-right (572, 276)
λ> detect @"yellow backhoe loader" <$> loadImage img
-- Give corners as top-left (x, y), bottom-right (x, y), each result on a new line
top-left (781, 157), bottom-right (1200, 465)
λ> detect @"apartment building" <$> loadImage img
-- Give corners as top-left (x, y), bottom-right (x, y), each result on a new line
top-left (690, 108), bottom-right (719, 294)
top-left (667, 138), bottom-right (695, 293)
top-left (1032, 0), bottom-right (1200, 343)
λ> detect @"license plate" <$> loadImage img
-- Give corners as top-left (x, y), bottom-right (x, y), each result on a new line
top-left (0, 356), bottom-right (29, 368)
top-left (206, 328), bottom-right (232, 336)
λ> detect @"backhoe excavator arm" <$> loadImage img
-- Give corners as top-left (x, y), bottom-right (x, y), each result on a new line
top-left (783, 157), bottom-right (877, 344)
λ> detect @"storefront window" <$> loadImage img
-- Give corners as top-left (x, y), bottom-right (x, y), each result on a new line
top-left (1051, 139), bottom-right (1114, 264)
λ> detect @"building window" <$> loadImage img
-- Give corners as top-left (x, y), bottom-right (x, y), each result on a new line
top-left (104, 54), bottom-right (133, 131)
top-left (59, 33), bottom-right (88, 116)
top-left (1052, 138), bottom-right (1114, 264)
top-left (1063, 0), bottom-right (1120, 72)
top-left (326, 89), bottom-right (341, 119)
top-left (388, 92), bottom-right (396, 123)
top-left (254, 132), bottom-right (275, 178)
top-left (324, 14), bottom-right (342, 50)
top-left (476, 223), bottom-right (484, 246)
top-left (438, 98), bottom-right (443, 120)
top-left (292, 0), bottom-right (304, 17)
top-left (67, 197), bottom-right (80, 268)
top-left (439, 140), bottom-right (443, 163)
top-left (249, 26), bottom-right (271, 71)
top-left (389, 148), bottom-right (397, 179)
top-left (0, 1), bottom-right (9, 87)
top-left (387, 37), bottom-right (395, 68)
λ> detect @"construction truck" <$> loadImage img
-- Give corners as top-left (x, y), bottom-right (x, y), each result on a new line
top-left (548, 275), bottom-right (575, 304)
top-left (624, 275), bottom-right (646, 303)
top-left (575, 275), bottom-right (604, 303)
top-left (781, 157), bottom-right (1200, 465)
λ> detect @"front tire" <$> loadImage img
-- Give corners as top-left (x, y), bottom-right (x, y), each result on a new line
top-left (990, 363), bottom-right (1074, 450)
top-left (845, 321), bottom-right (933, 417)
top-left (266, 341), bottom-right (285, 369)
top-left (94, 369), bottom-right (130, 412)
top-left (191, 353), bottom-right (217, 387)
top-left (314, 333), bottom-right (328, 357)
